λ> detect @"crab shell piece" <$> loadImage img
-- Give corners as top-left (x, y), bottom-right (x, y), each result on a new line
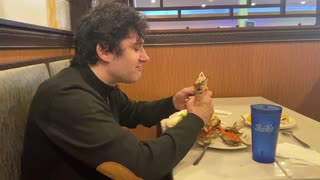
top-left (194, 72), bottom-right (208, 94)
top-left (219, 133), bottom-right (242, 146)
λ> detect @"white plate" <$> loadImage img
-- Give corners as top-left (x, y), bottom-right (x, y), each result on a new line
top-left (197, 131), bottom-right (250, 150)
top-left (242, 114), bottom-right (296, 129)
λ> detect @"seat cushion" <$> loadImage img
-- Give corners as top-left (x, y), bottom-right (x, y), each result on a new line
top-left (48, 59), bottom-right (70, 77)
top-left (0, 64), bottom-right (50, 180)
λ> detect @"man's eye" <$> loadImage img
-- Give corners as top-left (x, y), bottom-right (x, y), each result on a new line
top-left (134, 47), bottom-right (141, 52)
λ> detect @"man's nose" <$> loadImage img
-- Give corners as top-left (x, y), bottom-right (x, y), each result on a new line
top-left (139, 47), bottom-right (150, 62)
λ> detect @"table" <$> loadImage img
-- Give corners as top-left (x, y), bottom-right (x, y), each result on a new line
top-left (161, 97), bottom-right (320, 180)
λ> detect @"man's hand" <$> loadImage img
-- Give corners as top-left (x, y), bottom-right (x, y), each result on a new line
top-left (187, 91), bottom-right (214, 124)
top-left (173, 87), bottom-right (195, 110)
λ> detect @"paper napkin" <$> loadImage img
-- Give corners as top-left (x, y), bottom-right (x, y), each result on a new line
top-left (276, 143), bottom-right (320, 166)
top-left (214, 109), bottom-right (232, 116)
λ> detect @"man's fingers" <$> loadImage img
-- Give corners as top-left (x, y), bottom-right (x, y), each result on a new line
top-left (183, 86), bottom-right (195, 95)
top-left (204, 90), bottom-right (213, 97)
top-left (197, 90), bottom-right (212, 98)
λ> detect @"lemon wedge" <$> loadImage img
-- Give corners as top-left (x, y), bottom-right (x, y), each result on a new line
top-left (246, 114), bottom-right (290, 124)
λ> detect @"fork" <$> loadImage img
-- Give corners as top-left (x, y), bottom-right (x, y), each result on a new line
top-left (281, 131), bottom-right (310, 148)
top-left (193, 141), bottom-right (211, 165)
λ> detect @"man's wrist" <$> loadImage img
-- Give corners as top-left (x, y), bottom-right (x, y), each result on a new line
top-left (172, 95), bottom-right (178, 110)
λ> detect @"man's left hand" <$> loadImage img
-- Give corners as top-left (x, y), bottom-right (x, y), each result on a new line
top-left (173, 86), bottom-right (195, 110)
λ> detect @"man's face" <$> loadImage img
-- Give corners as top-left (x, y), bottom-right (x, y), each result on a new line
top-left (108, 31), bottom-right (150, 84)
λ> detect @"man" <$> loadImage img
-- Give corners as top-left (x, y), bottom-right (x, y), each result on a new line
top-left (21, 2), bottom-right (213, 180)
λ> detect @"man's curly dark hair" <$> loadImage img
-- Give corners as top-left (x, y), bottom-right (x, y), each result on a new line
top-left (70, 2), bottom-right (148, 66)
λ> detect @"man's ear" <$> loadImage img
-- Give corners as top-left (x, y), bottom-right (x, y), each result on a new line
top-left (96, 44), bottom-right (113, 63)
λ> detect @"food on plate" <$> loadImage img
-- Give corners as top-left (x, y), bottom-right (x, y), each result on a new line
top-left (244, 113), bottom-right (291, 125)
top-left (218, 121), bottom-right (249, 146)
top-left (198, 115), bottom-right (248, 146)
top-left (166, 111), bottom-right (248, 147)
top-left (198, 114), bottom-right (220, 143)
top-left (194, 72), bottom-right (208, 94)
top-left (280, 114), bottom-right (290, 125)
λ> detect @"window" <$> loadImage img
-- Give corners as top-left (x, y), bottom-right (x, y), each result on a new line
top-left (132, 0), bottom-right (318, 30)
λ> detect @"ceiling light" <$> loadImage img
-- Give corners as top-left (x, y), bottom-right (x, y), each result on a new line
top-left (208, 0), bottom-right (214, 2)
top-left (251, 2), bottom-right (256, 6)
top-left (201, 4), bottom-right (206, 8)
top-left (301, 1), bottom-right (306, 5)
top-left (151, 0), bottom-right (156, 3)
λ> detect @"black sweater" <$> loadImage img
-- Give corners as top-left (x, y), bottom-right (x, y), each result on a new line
top-left (21, 65), bottom-right (204, 180)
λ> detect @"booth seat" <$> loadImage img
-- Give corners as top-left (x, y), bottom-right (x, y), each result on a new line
top-left (0, 59), bottom-right (70, 180)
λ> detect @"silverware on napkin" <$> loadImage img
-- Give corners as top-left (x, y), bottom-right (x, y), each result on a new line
top-left (281, 131), bottom-right (310, 148)
top-left (193, 141), bottom-right (211, 165)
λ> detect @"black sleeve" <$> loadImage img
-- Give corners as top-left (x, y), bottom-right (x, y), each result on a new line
top-left (117, 89), bottom-right (177, 128)
top-left (41, 87), bottom-right (203, 179)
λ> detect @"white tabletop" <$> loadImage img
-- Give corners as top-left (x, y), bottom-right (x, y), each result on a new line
top-left (161, 97), bottom-right (320, 180)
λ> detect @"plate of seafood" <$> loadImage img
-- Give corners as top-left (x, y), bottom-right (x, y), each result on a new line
top-left (242, 113), bottom-right (296, 129)
top-left (197, 114), bottom-right (251, 150)
top-left (197, 134), bottom-right (249, 150)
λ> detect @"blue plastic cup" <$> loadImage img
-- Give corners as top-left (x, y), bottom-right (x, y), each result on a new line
top-left (251, 104), bottom-right (282, 163)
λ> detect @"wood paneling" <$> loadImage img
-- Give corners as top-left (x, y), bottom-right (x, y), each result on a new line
top-left (0, 19), bottom-right (73, 49)
top-left (1, 42), bottom-right (318, 140)
top-left (120, 41), bottom-right (320, 139)
top-left (0, 48), bottom-right (74, 64)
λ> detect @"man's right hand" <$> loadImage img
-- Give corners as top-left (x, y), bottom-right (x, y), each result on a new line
top-left (186, 91), bottom-right (214, 124)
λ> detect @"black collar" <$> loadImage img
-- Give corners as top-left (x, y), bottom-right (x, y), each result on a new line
top-left (78, 65), bottom-right (118, 96)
